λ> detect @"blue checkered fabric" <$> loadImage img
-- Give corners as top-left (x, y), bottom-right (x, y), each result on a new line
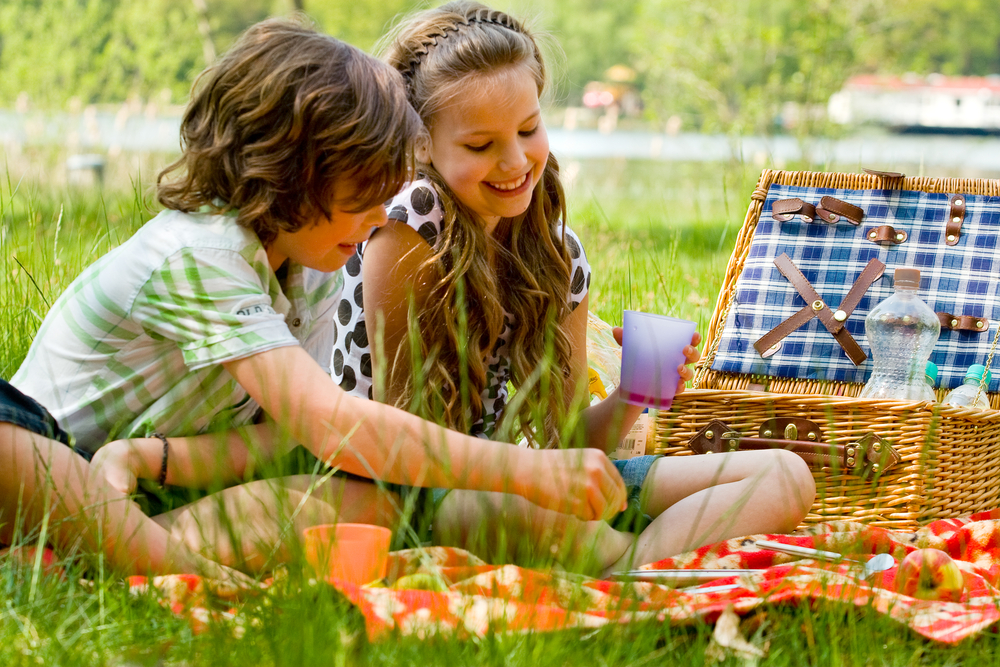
top-left (711, 184), bottom-right (1000, 391)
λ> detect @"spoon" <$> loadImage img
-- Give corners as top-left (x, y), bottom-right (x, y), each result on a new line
top-left (754, 540), bottom-right (895, 578)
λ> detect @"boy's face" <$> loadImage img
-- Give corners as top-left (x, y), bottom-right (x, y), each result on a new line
top-left (419, 64), bottom-right (549, 234)
top-left (266, 183), bottom-right (388, 272)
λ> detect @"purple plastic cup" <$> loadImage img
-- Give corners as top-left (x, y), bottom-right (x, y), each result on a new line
top-left (620, 310), bottom-right (697, 409)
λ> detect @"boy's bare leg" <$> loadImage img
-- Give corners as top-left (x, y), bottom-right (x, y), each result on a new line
top-left (0, 423), bottom-right (247, 583)
top-left (605, 450), bottom-right (816, 575)
top-left (433, 489), bottom-right (635, 575)
top-left (155, 476), bottom-right (399, 574)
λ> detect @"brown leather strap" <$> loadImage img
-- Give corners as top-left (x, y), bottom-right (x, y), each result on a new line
top-left (937, 312), bottom-right (989, 333)
top-left (754, 255), bottom-right (883, 365)
top-left (772, 198), bottom-right (817, 222)
top-left (687, 419), bottom-right (901, 476)
top-left (863, 168), bottom-right (905, 179)
top-left (946, 194), bottom-right (966, 246)
top-left (815, 196), bottom-right (864, 226)
top-left (866, 225), bottom-right (907, 245)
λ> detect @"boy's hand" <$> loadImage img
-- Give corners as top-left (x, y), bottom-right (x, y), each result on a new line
top-left (90, 440), bottom-right (140, 495)
top-left (613, 327), bottom-right (702, 397)
top-left (512, 448), bottom-right (627, 522)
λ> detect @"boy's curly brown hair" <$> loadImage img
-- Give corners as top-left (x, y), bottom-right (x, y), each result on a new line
top-left (158, 17), bottom-right (420, 246)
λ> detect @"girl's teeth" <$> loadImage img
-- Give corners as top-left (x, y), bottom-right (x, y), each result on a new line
top-left (490, 174), bottom-right (526, 191)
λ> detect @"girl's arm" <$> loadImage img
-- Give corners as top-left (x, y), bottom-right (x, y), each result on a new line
top-left (91, 422), bottom-right (284, 495)
top-left (567, 294), bottom-right (701, 454)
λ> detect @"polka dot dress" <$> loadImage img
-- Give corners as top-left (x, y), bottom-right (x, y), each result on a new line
top-left (332, 179), bottom-right (591, 439)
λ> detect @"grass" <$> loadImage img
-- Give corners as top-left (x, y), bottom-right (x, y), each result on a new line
top-left (3, 160), bottom-right (999, 665)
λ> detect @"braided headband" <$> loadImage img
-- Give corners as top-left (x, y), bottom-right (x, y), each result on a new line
top-left (403, 14), bottom-right (518, 81)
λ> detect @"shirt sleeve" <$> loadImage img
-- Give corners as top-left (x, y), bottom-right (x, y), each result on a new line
top-left (563, 226), bottom-right (591, 310)
top-left (131, 246), bottom-right (298, 370)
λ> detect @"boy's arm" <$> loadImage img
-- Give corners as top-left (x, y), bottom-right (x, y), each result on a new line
top-left (92, 422), bottom-right (286, 495)
top-left (566, 295), bottom-right (701, 454)
top-left (223, 343), bottom-right (628, 522)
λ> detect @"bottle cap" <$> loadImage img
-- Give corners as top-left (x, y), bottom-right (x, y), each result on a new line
top-left (894, 267), bottom-right (921, 289)
top-left (925, 361), bottom-right (938, 384)
top-left (966, 364), bottom-right (992, 385)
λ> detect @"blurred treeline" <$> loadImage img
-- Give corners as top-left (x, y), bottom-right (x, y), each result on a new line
top-left (2, 0), bottom-right (999, 134)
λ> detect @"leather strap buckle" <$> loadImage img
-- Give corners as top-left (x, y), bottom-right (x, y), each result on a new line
top-left (688, 419), bottom-right (900, 476)
top-left (815, 196), bottom-right (864, 226)
top-left (866, 224), bottom-right (907, 245)
top-left (772, 198), bottom-right (818, 223)
top-left (754, 255), bottom-right (886, 366)
top-left (937, 312), bottom-right (989, 333)
top-left (946, 194), bottom-right (966, 246)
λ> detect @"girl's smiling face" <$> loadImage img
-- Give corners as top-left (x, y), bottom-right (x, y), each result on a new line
top-left (419, 64), bottom-right (549, 234)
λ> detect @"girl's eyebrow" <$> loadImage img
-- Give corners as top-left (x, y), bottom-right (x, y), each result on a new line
top-left (461, 109), bottom-right (541, 137)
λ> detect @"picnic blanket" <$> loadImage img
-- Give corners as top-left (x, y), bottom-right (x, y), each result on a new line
top-left (122, 509), bottom-right (1000, 644)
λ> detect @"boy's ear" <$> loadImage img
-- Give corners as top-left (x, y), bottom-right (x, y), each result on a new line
top-left (415, 135), bottom-right (432, 165)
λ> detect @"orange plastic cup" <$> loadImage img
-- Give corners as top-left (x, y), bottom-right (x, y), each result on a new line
top-left (302, 523), bottom-right (392, 585)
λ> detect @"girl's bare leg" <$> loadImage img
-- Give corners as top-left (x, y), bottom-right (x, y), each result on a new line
top-left (155, 476), bottom-right (399, 574)
top-left (0, 422), bottom-right (246, 582)
top-left (606, 449), bottom-right (816, 574)
top-left (433, 489), bottom-right (633, 575)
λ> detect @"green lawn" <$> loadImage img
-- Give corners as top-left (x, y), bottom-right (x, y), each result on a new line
top-left (3, 162), bottom-right (998, 665)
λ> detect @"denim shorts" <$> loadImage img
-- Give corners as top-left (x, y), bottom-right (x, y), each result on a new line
top-left (0, 378), bottom-right (90, 459)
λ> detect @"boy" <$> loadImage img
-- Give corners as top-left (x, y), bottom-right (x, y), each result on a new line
top-left (9, 18), bottom-right (626, 574)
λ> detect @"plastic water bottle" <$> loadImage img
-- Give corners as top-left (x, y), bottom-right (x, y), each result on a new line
top-left (942, 364), bottom-right (992, 409)
top-left (859, 268), bottom-right (941, 400)
top-left (922, 361), bottom-right (938, 402)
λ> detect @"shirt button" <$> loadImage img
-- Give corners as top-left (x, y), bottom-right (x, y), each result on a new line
top-left (291, 318), bottom-right (301, 328)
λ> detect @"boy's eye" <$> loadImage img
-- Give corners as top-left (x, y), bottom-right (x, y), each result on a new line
top-left (465, 142), bottom-right (491, 152)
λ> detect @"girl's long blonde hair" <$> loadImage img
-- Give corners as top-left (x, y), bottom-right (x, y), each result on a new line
top-left (379, 1), bottom-right (576, 446)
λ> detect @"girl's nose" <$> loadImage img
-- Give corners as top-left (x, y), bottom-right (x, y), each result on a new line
top-left (499, 142), bottom-right (528, 173)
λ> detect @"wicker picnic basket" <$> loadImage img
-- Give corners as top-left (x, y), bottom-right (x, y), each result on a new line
top-left (653, 169), bottom-right (1000, 530)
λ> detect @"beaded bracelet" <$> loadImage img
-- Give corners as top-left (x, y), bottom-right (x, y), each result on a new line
top-left (152, 432), bottom-right (169, 488)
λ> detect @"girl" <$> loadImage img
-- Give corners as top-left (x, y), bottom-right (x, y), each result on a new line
top-left (334, 1), bottom-right (816, 574)
top-left (10, 17), bottom-right (627, 575)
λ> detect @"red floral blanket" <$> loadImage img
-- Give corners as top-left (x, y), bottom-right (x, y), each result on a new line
top-left (125, 509), bottom-right (1000, 644)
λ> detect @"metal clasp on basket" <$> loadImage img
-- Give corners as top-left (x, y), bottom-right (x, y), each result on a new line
top-left (688, 419), bottom-right (901, 477)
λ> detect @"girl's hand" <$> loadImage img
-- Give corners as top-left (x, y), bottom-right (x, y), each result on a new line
top-left (612, 327), bottom-right (702, 397)
top-left (676, 332), bottom-right (702, 396)
top-left (512, 447), bottom-right (627, 522)
top-left (90, 440), bottom-right (140, 495)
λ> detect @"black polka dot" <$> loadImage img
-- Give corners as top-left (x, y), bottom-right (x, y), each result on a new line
top-left (417, 222), bottom-right (438, 246)
top-left (333, 348), bottom-right (344, 375)
top-left (354, 282), bottom-right (364, 308)
top-left (571, 267), bottom-right (586, 295)
top-left (345, 330), bottom-right (353, 353)
top-left (586, 272), bottom-right (591, 290)
top-left (411, 187), bottom-right (435, 215)
top-left (341, 365), bottom-right (357, 392)
top-left (352, 320), bottom-right (369, 349)
top-left (337, 299), bottom-right (353, 325)
top-left (566, 235), bottom-right (581, 259)
top-left (345, 253), bottom-right (362, 278)
top-left (368, 386), bottom-right (374, 400)
top-left (388, 205), bottom-right (409, 223)
top-left (332, 324), bottom-right (338, 345)
top-left (495, 395), bottom-right (506, 412)
top-left (360, 353), bottom-right (372, 377)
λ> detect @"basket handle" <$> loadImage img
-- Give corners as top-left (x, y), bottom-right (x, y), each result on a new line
top-left (687, 418), bottom-right (901, 476)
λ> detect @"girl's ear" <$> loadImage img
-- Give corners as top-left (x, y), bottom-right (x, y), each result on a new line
top-left (415, 134), bottom-right (432, 165)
